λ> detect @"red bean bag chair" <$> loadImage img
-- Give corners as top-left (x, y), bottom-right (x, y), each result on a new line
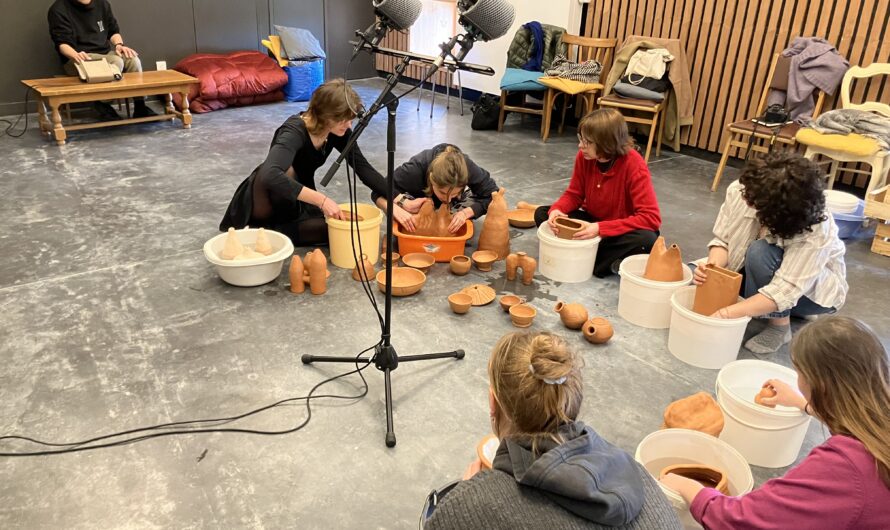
top-left (173, 51), bottom-right (288, 113)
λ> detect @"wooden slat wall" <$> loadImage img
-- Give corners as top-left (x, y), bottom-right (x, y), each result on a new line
top-left (584, 0), bottom-right (890, 164)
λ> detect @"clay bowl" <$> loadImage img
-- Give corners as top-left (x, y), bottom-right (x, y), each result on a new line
top-left (507, 208), bottom-right (536, 228)
top-left (499, 294), bottom-right (523, 312)
top-left (402, 252), bottom-right (435, 273)
top-left (448, 292), bottom-right (473, 314)
top-left (472, 250), bottom-right (498, 271)
top-left (376, 267), bottom-right (426, 296)
top-left (383, 252), bottom-right (401, 268)
top-left (553, 217), bottom-right (585, 240)
top-left (450, 255), bottom-right (472, 276)
top-left (509, 303), bottom-right (537, 328)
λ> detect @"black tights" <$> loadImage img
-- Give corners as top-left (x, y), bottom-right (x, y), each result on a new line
top-left (273, 216), bottom-right (328, 247)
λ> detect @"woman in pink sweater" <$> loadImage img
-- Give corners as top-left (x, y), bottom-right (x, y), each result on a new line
top-left (661, 316), bottom-right (890, 530)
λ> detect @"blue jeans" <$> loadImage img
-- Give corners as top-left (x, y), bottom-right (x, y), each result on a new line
top-left (744, 239), bottom-right (835, 319)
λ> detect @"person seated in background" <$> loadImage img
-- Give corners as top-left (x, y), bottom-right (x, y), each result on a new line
top-left (372, 144), bottom-right (499, 234)
top-left (534, 108), bottom-right (661, 277)
top-left (219, 79), bottom-right (387, 247)
top-left (424, 331), bottom-right (682, 530)
top-left (662, 316), bottom-right (890, 529)
top-left (48, 0), bottom-right (157, 120)
top-left (695, 152), bottom-right (847, 354)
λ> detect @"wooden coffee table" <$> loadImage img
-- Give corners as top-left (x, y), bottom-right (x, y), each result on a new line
top-left (22, 70), bottom-right (200, 145)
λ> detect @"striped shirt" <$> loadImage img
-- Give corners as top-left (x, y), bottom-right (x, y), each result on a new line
top-left (707, 181), bottom-right (848, 312)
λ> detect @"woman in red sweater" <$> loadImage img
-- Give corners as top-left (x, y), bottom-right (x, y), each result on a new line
top-left (534, 108), bottom-right (661, 277)
top-left (661, 316), bottom-right (890, 530)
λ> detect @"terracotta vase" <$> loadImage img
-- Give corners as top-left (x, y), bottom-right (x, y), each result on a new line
top-left (306, 249), bottom-right (328, 295)
top-left (554, 301), bottom-right (588, 330)
top-left (413, 202), bottom-right (453, 237)
top-left (692, 264), bottom-right (743, 316)
top-left (477, 188), bottom-right (510, 259)
top-left (643, 236), bottom-right (684, 282)
top-left (582, 317), bottom-right (613, 343)
top-left (553, 217), bottom-right (585, 240)
top-left (220, 227), bottom-right (244, 260)
top-left (754, 386), bottom-right (777, 408)
top-left (519, 253), bottom-right (537, 285)
top-left (254, 227), bottom-right (273, 256)
top-left (450, 255), bottom-right (472, 275)
top-left (659, 464), bottom-right (730, 495)
top-left (505, 252), bottom-right (520, 281)
top-left (661, 392), bottom-right (724, 437)
top-left (352, 253), bottom-right (376, 282)
top-left (288, 254), bottom-right (304, 294)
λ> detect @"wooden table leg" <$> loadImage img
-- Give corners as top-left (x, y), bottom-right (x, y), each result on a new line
top-left (36, 97), bottom-right (50, 135)
top-left (164, 93), bottom-right (175, 116)
top-left (179, 91), bottom-right (192, 129)
top-left (50, 102), bottom-right (66, 145)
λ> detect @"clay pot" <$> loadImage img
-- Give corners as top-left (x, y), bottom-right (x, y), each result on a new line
top-left (509, 303), bottom-right (537, 328)
top-left (472, 250), bottom-right (497, 271)
top-left (505, 251), bottom-right (536, 284)
top-left (305, 249), bottom-right (328, 295)
top-left (352, 254), bottom-right (376, 282)
top-left (477, 188), bottom-right (510, 259)
top-left (659, 464), bottom-right (730, 495)
top-left (692, 264), bottom-right (743, 316)
top-left (499, 294), bottom-right (523, 312)
top-left (553, 217), bottom-right (585, 240)
top-left (662, 392), bottom-right (725, 437)
top-left (507, 209), bottom-right (535, 228)
top-left (254, 227), bottom-right (273, 255)
top-left (448, 292), bottom-right (472, 314)
top-left (450, 255), bottom-right (472, 275)
top-left (505, 252), bottom-right (520, 281)
top-left (643, 236), bottom-right (684, 282)
top-left (754, 386), bottom-right (777, 408)
top-left (288, 254), bottom-right (305, 294)
top-left (376, 267), bottom-right (426, 296)
top-left (554, 301), bottom-right (589, 330)
top-left (384, 252), bottom-right (401, 268)
top-left (414, 202), bottom-right (453, 237)
top-left (516, 201), bottom-right (540, 210)
top-left (220, 227), bottom-right (244, 260)
top-left (582, 317), bottom-right (614, 344)
top-left (402, 252), bottom-right (435, 273)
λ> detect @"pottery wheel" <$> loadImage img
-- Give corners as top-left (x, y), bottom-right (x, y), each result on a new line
top-left (460, 284), bottom-right (496, 306)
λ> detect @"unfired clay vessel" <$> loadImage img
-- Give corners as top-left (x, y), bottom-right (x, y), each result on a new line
top-left (506, 252), bottom-right (537, 285)
top-left (582, 317), bottom-right (614, 344)
top-left (659, 464), bottom-right (730, 495)
top-left (555, 301), bottom-right (588, 330)
top-left (477, 188), bottom-right (510, 259)
top-left (661, 392), bottom-right (725, 437)
top-left (288, 254), bottom-right (305, 294)
top-left (693, 264), bottom-right (743, 316)
top-left (220, 227), bottom-right (245, 260)
top-left (509, 303), bottom-right (537, 328)
top-left (305, 249), bottom-right (328, 295)
top-left (254, 228), bottom-right (273, 256)
top-left (450, 255), bottom-right (472, 275)
top-left (472, 250), bottom-right (497, 271)
top-left (754, 386), bottom-right (777, 408)
top-left (413, 202), bottom-right (453, 237)
top-left (402, 252), bottom-right (435, 273)
top-left (553, 217), bottom-right (585, 240)
top-left (461, 284), bottom-right (496, 306)
top-left (643, 236), bottom-right (683, 282)
top-left (507, 209), bottom-right (535, 228)
top-left (448, 292), bottom-right (472, 314)
top-left (352, 254), bottom-right (376, 282)
top-left (377, 267), bottom-right (426, 296)
top-left (499, 294), bottom-right (523, 312)
top-left (516, 201), bottom-right (540, 210)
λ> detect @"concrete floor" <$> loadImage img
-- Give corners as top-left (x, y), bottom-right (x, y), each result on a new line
top-left (0, 78), bottom-right (888, 529)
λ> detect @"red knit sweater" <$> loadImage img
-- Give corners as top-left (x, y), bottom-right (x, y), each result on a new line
top-left (549, 149), bottom-right (661, 237)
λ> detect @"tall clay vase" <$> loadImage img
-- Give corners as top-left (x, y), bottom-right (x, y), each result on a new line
top-left (307, 249), bottom-right (328, 295)
top-left (519, 253), bottom-right (536, 285)
top-left (692, 264), bottom-right (743, 316)
top-left (554, 301), bottom-right (588, 330)
top-left (352, 253), bottom-right (376, 282)
top-left (583, 317), bottom-right (614, 344)
top-left (288, 254), bottom-right (305, 294)
top-left (477, 188), bottom-right (510, 260)
top-left (643, 236), bottom-right (684, 282)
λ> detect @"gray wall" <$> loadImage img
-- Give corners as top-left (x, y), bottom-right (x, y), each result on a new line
top-left (0, 0), bottom-right (376, 116)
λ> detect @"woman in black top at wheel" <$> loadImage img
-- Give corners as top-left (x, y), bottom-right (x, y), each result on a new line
top-left (220, 79), bottom-right (387, 246)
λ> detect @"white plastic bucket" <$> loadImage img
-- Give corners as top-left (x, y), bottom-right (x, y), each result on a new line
top-left (636, 428), bottom-right (753, 530)
top-left (716, 360), bottom-right (811, 468)
top-left (618, 254), bottom-right (692, 329)
top-left (203, 228), bottom-right (294, 287)
top-left (326, 203), bottom-right (383, 269)
top-left (536, 223), bottom-right (600, 283)
top-left (668, 286), bottom-right (751, 369)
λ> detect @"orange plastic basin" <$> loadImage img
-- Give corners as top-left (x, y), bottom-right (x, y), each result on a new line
top-left (393, 221), bottom-right (474, 262)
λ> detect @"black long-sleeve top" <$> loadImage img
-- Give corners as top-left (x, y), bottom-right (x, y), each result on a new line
top-left (48, 0), bottom-right (120, 62)
top-left (220, 114), bottom-right (386, 231)
top-left (371, 143), bottom-right (499, 218)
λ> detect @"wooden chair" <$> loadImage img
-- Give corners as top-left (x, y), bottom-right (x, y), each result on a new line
top-left (598, 93), bottom-right (664, 162)
top-left (710, 53), bottom-right (826, 191)
top-left (537, 35), bottom-right (617, 142)
top-left (798, 63), bottom-right (890, 195)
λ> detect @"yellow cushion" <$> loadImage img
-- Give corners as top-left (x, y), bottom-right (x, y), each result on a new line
top-left (796, 128), bottom-right (881, 156)
top-left (537, 76), bottom-right (603, 95)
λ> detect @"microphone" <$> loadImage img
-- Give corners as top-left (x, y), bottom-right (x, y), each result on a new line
top-left (358, 0), bottom-right (423, 48)
top-left (428, 0), bottom-right (515, 73)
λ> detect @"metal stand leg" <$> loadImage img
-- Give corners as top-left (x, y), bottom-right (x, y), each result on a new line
top-left (457, 70), bottom-right (464, 116)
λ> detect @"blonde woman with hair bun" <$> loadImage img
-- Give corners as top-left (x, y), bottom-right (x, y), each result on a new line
top-left (372, 143), bottom-right (499, 233)
top-left (423, 332), bottom-right (681, 529)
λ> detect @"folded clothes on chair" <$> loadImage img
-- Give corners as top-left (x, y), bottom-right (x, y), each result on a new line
top-left (500, 68), bottom-right (546, 91)
top-left (804, 109), bottom-right (890, 149)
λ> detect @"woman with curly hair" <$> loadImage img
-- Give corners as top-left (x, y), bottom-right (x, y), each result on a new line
top-left (695, 152), bottom-right (847, 353)
top-left (662, 316), bottom-right (890, 529)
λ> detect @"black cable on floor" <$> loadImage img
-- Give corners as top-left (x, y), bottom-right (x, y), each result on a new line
top-left (1, 87), bottom-right (32, 138)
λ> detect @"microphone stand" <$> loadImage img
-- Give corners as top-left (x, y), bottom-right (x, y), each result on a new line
top-left (304, 40), bottom-right (491, 448)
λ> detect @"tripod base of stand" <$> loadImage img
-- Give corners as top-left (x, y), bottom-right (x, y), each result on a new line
top-left (302, 345), bottom-right (465, 447)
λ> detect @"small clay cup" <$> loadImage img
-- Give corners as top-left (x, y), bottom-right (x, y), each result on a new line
top-left (384, 252), bottom-right (401, 268)
top-left (509, 303), bottom-right (537, 328)
top-left (499, 294), bottom-right (523, 312)
top-left (754, 386), bottom-right (777, 408)
top-left (553, 217), bottom-right (585, 240)
top-left (450, 255), bottom-right (472, 276)
top-left (448, 292), bottom-right (472, 314)
top-left (402, 252), bottom-right (435, 273)
top-left (472, 250), bottom-right (498, 271)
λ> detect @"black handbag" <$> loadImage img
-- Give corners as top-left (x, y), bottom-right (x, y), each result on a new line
top-left (471, 94), bottom-right (500, 130)
top-left (745, 104), bottom-right (790, 162)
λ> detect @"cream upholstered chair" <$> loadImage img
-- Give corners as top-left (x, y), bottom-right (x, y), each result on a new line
top-left (797, 63), bottom-right (890, 195)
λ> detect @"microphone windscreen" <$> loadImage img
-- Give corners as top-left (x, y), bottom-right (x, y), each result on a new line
top-left (458, 0), bottom-right (516, 41)
top-left (373, 0), bottom-right (423, 31)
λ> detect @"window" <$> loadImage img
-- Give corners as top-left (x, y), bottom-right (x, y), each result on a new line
top-left (409, 0), bottom-right (457, 57)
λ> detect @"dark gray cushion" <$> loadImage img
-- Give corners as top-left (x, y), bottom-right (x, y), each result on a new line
top-left (613, 82), bottom-right (665, 101)
top-left (274, 25), bottom-right (326, 60)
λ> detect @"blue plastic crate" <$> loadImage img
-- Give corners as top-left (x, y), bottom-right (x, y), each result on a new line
top-left (832, 200), bottom-right (876, 240)
top-left (282, 59), bottom-right (324, 102)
